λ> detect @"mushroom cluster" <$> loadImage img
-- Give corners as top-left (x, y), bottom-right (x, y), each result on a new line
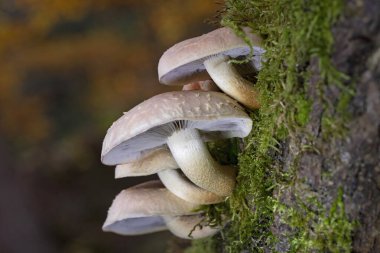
top-left (101, 27), bottom-right (264, 239)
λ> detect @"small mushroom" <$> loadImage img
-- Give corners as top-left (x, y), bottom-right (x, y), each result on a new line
top-left (101, 91), bottom-right (252, 197)
top-left (102, 180), bottom-right (199, 235)
top-left (158, 27), bottom-right (264, 109)
top-left (163, 214), bottom-right (222, 239)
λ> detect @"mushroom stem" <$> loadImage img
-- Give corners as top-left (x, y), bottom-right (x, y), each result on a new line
top-left (163, 215), bottom-right (221, 239)
top-left (115, 148), bottom-right (177, 178)
top-left (157, 169), bottom-right (225, 204)
top-left (204, 55), bottom-right (260, 109)
top-left (167, 128), bottom-right (236, 197)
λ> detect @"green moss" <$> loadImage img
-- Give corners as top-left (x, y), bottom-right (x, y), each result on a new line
top-left (321, 84), bottom-right (355, 138)
top-left (185, 0), bottom-right (355, 252)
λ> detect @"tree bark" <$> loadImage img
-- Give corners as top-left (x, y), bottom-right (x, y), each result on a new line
top-left (272, 0), bottom-right (380, 252)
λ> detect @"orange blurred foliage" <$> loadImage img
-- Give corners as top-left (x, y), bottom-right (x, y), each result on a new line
top-left (0, 0), bottom-right (219, 169)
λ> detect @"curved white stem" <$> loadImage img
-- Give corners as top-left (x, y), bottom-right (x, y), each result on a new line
top-left (204, 55), bottom-right (260, 109)
top-left (167, 128), bottom-right (236, 197)
top-left (158, 169), bottom-right (225, 204)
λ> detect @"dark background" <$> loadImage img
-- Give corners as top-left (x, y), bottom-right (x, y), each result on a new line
top-left (0, 1), bottom-right (219, 252)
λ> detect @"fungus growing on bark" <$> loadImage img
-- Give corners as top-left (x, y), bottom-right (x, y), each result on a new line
top-left (158, 27), bottom-right (264, 109)
top-left (101, 91), bottom-right (252, 197)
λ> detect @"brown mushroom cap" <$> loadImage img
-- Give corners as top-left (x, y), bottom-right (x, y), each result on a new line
top-left (158, 27), bottom-right (264, 86)
top-left (101, 91), bottom-right (252, 166)
top-left (115, 81), bottom-right (220, 178)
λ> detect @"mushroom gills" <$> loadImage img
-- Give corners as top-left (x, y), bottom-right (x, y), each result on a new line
top-left (103, 216), bottom-right (167, 235)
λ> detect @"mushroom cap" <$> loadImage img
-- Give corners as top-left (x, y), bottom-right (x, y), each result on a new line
top-left (101, 91), bottom-right (252, 165)
top-left (102, 180), bottom-right (199, 235)
top-left (158, 27), bottom-right (264, 86)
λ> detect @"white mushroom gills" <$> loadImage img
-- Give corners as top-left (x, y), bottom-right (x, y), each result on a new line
top-left (204, 55), bottom-right (260, 109)
top-left (166, 128), bottom-right (236, 197)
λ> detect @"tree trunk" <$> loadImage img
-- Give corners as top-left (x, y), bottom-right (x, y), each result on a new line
top-left (272, 0), bottom-right (380, 252)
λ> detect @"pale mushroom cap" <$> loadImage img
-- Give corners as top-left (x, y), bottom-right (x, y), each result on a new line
top-left (102, 180), bottom-right (199, 235)
top-left (158, 27), bottom-right (264, 86)
top-left (163, 215), bottom-right (222, 239)
top-left (115, 148), bottom-right (177, 178)
top-left (101, 91), bottom-right (252, 165)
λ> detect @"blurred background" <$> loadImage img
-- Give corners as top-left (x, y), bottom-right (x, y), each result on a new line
top-left (0, 1), bottom-right (220, 252)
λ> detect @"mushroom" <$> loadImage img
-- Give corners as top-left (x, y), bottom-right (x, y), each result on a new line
top-left (102, 180), bottom-right (199, 235)
top-left (163, 214), bottom-right (222, 239)
top-left (103, 180), bottom-right (220, 239)
top-left (158, 27), bottom-right (264, 109)
top-left (101, 91), bottom-right (252, 197)
top-left (114, 81), bottom-right (218, 178)
top-left (114, 82), bottom-right (225, 205)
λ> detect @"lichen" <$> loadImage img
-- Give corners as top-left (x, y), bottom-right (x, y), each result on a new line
top-left (185, 0), bottom-right (355, 252)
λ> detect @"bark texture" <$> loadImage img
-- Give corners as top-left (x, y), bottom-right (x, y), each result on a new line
top-left (273, 0), bottom-right (380, 252)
